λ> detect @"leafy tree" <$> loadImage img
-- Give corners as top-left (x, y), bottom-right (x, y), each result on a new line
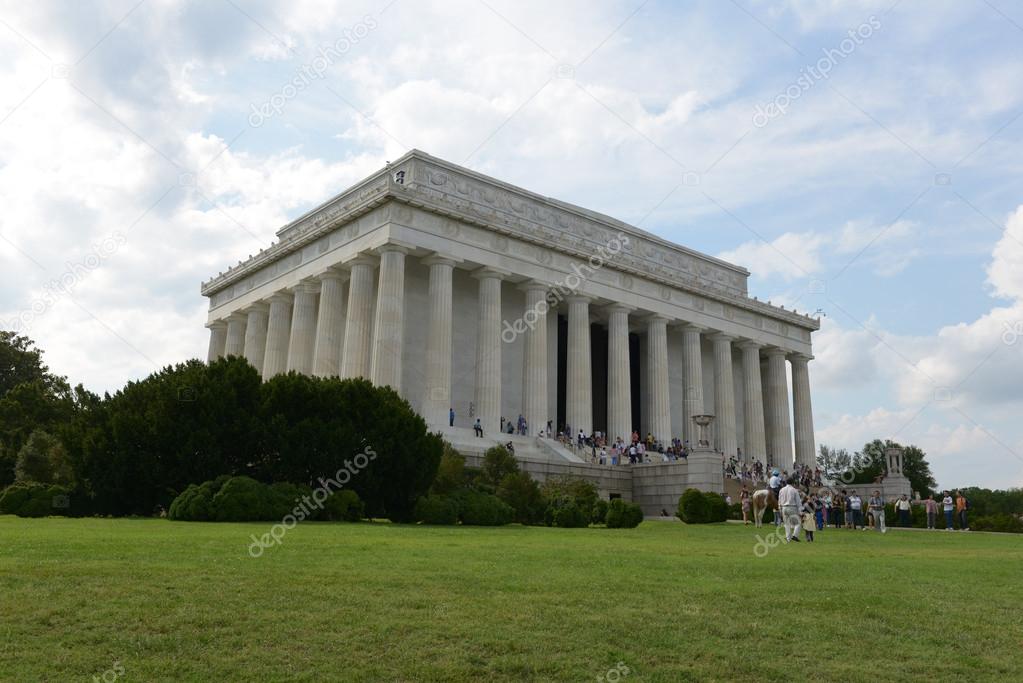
top-left (431, 444), bottom-right (466, 495)
top-left (14, 430), bottom-right (72, 485)
top-left (496, 471), bottom-right (545, 524)
top-left (817, 445), bottom-right (853, 482)
top-left (0, 331), bottom-right (69, 397)
top-left (901, 445), bottom-right (937, 498)
top-left (481, 445), bottom-right (519, 488)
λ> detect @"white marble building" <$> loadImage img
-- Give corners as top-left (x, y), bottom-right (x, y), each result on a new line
top-left (202, 150), bottom-right (820, 471)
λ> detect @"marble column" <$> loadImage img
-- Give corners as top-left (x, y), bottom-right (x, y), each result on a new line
top-left (287, 281), bottom-right (319, 375)
top-left (790, 353), bottom-right (816, 468)
top-left (242, 304), bottom-right (269, 374)
top-left (761, 357), bottom-right (774, 464)
top-left (520, 282), bottom-right (549, 437)
top-left (646, 315), bottom-right (671, 445)
top-left (473, 269), bottom-right (504, 435)
top-left (206, 322), bottom-right (227, 362)
top-left (339, 256), bottom-right (376, 380)
top-left (607, 304), bottom-right (633, 444)
top-left (681, 324), bottom-right (705, 441)
top-left (312, 269), bottom-right (347, 378)
top-left (711, 333), bottom-right (738, 458)
top-left (738, 341), bottom-right (767, 466)
top-left (422, 255), bottom-right (457, 425)
top-left (765, 348), bottom-right (794, 466)
top-left (370, 245), bottom-right (407, 391)
top-left (224, 313), bottom-right (247, 358)
top-left (262, 293), bottom-right (293, 379)
top-left (565, 296), bottom-right (593, 438)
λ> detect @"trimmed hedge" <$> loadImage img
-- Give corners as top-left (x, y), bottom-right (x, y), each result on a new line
top-left (677, 489), bottom-right (729, 524)
top-left (552, 502), bottom-right (589, 528)
top-left (591, 499), bottom-right (609, 525)
top-left (458, 491), bottom-right (514, 526)
top-left (0, 482), bottom-right (72, 517)
top-left (414, 495), bottom-right (459, 525)
top-left (605, 499), bottom-right (643, 528)
top-left (167, 476), bottom-right (363, 522)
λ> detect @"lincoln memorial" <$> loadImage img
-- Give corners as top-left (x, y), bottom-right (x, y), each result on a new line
top-left (201, 150), bottom-right (820, 507)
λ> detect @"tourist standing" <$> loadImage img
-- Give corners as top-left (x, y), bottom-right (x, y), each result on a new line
top-left (778, 481), bottom-right (803, 542)
top-left (956, 491), bottom-right (970, 531)
top-left (868, 491), bottom-right (886, 533)
top-left (848, 491), bottom-right (862, 529)
top-left (449, 407), bottom-right (455, 427)
top-left (896, 495), bottom-right (912, 527)
top-left (942, 491), bottom-right (954, 530)
top-left (740, 486), bottom-right (752, 525)
top-left (801, 509), bottom-right (815, 542)
top-left (924, 495), bottom-right (938, 529)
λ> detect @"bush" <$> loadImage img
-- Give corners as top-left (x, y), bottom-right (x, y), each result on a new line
top-left (267, 482), bottom-right (312, 519)
top-left (414, 495), bottom-right (459, 525)
top-left (459, 491), bottom-right (513, 526)
top-left (212, 476), bottom-right (272, 522)
top-left (0, 482), bottom-right (71, 517)
top-left (496, 471), bottom-right (545, 525)
top-left (972, 514), bottom-right (1023, 533)
top-left (677, 488), bottom-right (708, 523)
top-left (591, 499), bottom-right (609, 525)
top-left (605, 499), bottom-right (643, 528)
top-left (431, 444), bottom-right (466, 495)
top-left (703, 492), bottom-right (729, 523)
top-left (552, 502), bottom-right (589, 528)
top-left (319, 489), bottom-right (364, 522)
top-left (481, 446), bottom-right (519, 488)
top-left (167, 476), bottom-right (228, 521)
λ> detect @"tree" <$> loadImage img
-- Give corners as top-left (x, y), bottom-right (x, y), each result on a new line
top-left (0, 331), bottom-right (69, 398)
top-left (14, 430), bottom-right (73, 485)
top-left (496, 471), bottom-right (545, 524)
top-left (481, 445), bottom-right (519, 488)
top-left (817, 445), bottom-right (853, 482)
top-left (901, 445), bottom-right (937, 498)
top-left (430, 443), bottom-right (465, 495)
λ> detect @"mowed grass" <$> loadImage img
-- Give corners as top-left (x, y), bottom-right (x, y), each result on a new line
top-left (1, 517), bottom-right (1021, 683)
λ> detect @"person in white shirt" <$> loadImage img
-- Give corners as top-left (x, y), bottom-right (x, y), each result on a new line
top-left (848, 491), bottom-right (863, 529)
top-left (777, 482), bottom-right (803, 542)
top-left (942, 492), bottom-right (954, 530)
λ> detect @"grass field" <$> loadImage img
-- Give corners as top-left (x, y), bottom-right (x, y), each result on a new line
top-left (1, 517), bottom-right (1021, 682)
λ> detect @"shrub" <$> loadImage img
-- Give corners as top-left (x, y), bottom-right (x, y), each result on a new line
top-left (319, 489), bottom-right (364, 522)
top-left (542, 476), bottom-right (598, 514)
top-left (212, 476), bottom-right (273, 522)
top-left (703, 492), bottom-right (729, 523)
top-left (972, 514), bottom-right (1023, 533)
top-left (496, 471), bottom-right (545, 525)
top-left (605, 499), bottom-right (644, 528)
top-left (591, 499), bottom-right (610, 525)
top-left (167, 477), bottom-right (228, 521)
top-left (678, 488), bottom-right (708, 523)
top-left (481, 446), bottom-right (519, 487)
top-left (552, 502), bottom-right (589, 528)
top-left (414, 495), bottom-right (459, 525)
top-left (459, 491), bottom-right (514, 526)
top-left (267, 482), bottom-right (312, 520)
top-left (0, 482), bottom-right (71, 517)
top-left (431, 444), bottom-right (466, 495)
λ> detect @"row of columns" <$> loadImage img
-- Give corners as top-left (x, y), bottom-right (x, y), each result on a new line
top-left (206, 247), bottom-right (815, 468)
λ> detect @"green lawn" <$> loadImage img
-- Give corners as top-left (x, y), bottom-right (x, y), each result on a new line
top-left (1, 517), bottom-right (1020, 682)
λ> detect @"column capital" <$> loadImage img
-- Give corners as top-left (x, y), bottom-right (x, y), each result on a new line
top-left (471, 266), bottom-right (511, 281)
top-left (677, 322), bottom-right (706, 334)
top-left (709, 332), bottom-right (735, 343)
top-left (763, 346), bottom-right (788, 359)
top-left (316, 266), bottom-right (349, 283)
top-left (736, 339), bottom-right (763, 352)
top-left (422, 252), bottom-right (462, 268)
top-left (603, 302), bottom-right (636, 315)
top-left (343, 253), bottom-right (378, 268)
top-left (516, 279), bottom-right (551, 293)
top-left (243, 302), bottom-right (269, 314)
top-left (644, 313), bottom-right (670, 326)
top-left (289, 279), bottom-right (321, 295)
top-left (264, 292), bottom-right (294, 305)
top-left (206, 320), bottom-right (228, 330)
top-left (225, 312), bottom-right (248, 324)
top-left (788, 352), bottom-right (814, 363)
top-left (564, 294), bottom-right (593, 305)
top-left (373, 241), bottom-right (414, 256)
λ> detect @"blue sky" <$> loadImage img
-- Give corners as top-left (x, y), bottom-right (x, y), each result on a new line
top-left (1, 0), bottom-right (1021, 488)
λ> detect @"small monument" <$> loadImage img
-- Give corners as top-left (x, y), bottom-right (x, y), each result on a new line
top-left (882, 445), bottom-right (912, 498)
top-left (687, 414), bottom-right (724, 493)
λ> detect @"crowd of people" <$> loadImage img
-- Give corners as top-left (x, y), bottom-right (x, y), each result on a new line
top-left (737, 469), bottom-right (974, 542)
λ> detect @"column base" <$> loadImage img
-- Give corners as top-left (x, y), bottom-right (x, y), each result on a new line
top-left (686, 447), bottom-right (724, 494)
